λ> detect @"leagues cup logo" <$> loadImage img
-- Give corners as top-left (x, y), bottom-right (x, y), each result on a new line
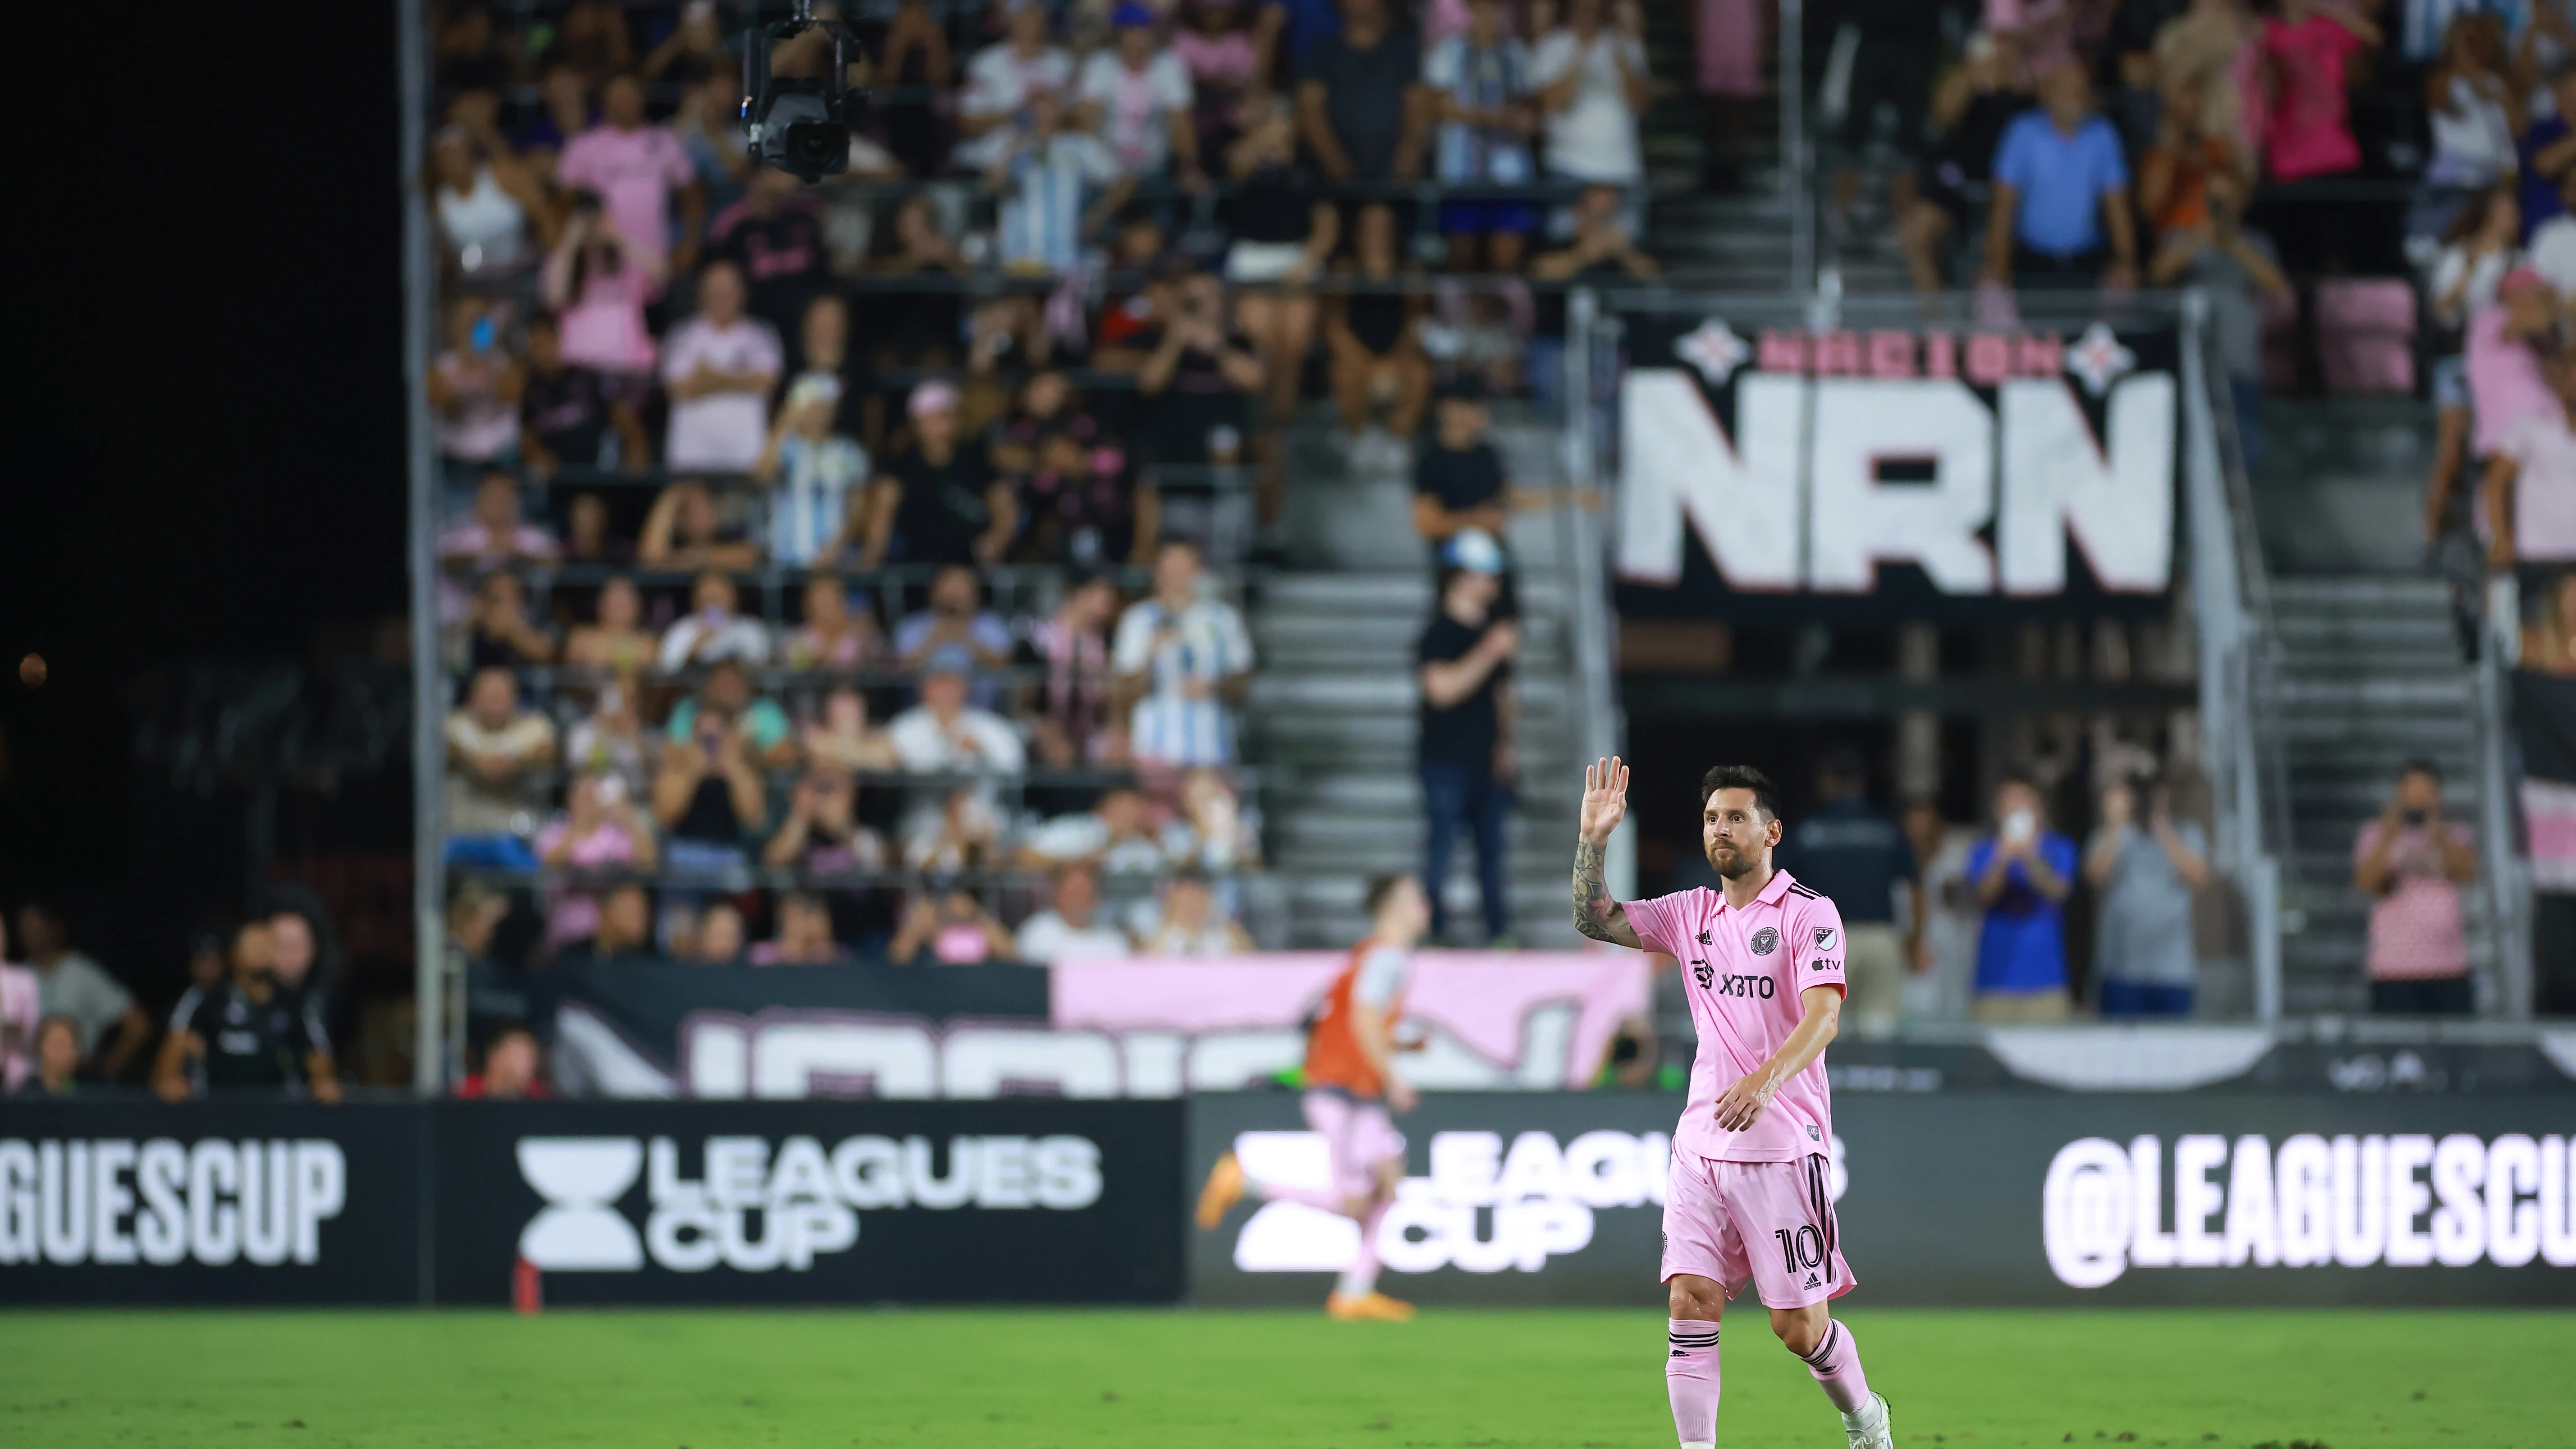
top-left (517, 1138), bottom-right (647, 1270)
top-left (1749, 928), bottom-right (1780, 956)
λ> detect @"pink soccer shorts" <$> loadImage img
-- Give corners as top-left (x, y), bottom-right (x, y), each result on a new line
top-left (1660, 1151), bottom-right (1856, 1310)
top-left (1302, 1089), bottom-right (1405, 1201)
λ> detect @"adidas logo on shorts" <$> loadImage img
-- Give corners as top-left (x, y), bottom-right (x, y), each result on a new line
top-left (1804, 1272), bottom-right (1821, 1289)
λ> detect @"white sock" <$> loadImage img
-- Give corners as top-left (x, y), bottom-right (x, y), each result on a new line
top-left (1841, 1393), bottom-right (1885, 1430)
top-left (1334, 1264), bottom-right (1375, 1297)
top-left (1680, 1442), bottom-right (1715, 1449)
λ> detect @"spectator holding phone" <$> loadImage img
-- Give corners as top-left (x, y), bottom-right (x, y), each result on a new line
top-left (429, 296), bottom-right (526, 491)
top-left (2353, 761), bottom-right (2479, 1015)
top-left (536, 772), bottom-right (662, 950)
top-left (545, 191), bottom-right (662, 397)
top-left (1966, 773), bottom-right (2079, 1022)
top-left (2083, 773), bottom-right (2212, 1018)
top-left (658, 570), bottom-right (772, 671)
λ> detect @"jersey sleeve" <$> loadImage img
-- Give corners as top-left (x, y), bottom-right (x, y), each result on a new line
top-left (1352, 945), bottom-right (1409, 1008)
top-left (1619, 889), bottom-right (1694, 957)
top-left (168, 986), bottom-right (207, 1037)
top-left (1790, 895), bottom-right (1850, 997)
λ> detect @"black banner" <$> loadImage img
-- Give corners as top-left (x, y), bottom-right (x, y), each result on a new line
top-left (432, 1098), bottom-right (1183, 1304)
top-left (1187, 1092), bottom-right (2576, 1308)
top-left (0, 1102), bottom-right (423, 1304)
top-left (548, 960), bottom-right (1051, 1098)
top-left (1614, 313), bottom-right (2182, 625)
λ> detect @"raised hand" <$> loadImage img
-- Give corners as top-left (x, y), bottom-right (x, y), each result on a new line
top-left (1572, 757), bottom-right (1641, 949)
top-left (1578, 756), bottom-right (1629, 848)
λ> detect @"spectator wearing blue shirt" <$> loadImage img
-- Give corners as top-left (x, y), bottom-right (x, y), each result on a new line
top-left (1966, 774), bottom-right (2079, 1022)
top-left (1980, 64), bottom-right (2138, 293)
top-left (1774, 749), bottom-right (1923, 1040)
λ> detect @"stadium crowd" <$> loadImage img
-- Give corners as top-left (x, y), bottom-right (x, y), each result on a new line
top-left (407, 0), bottom-right (1684, 1091)
top-left (12, 0), bottom-right (2576, 1099)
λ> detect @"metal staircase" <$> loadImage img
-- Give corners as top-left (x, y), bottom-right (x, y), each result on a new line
top-left (1246, 409), bottom-right (1592, 949)
top-left (2264, 574), bottom-right (2499, 1014)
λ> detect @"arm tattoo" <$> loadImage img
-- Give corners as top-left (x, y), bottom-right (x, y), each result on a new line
top-left (1572, 840), bottom-right (1637, 946)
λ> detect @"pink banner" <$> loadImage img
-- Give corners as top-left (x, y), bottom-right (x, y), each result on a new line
top-left (1051, 951), bottom-right (1653, 1090)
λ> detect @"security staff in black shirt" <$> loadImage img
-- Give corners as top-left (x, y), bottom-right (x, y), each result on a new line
top-left (1416, 532), bottom-right (1519, 945)
top-left (153, 921), bottom-right (341, 1103)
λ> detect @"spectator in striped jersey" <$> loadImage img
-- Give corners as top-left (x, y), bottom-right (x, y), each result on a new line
top-left (1110, 538), bottom-right (1255, 767)
top-left (985, 88), bottom-right (1133, 274)
top-left (753, 374), bottom-right (870, 567)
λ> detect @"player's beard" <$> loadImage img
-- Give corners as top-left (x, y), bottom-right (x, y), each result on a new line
top-left (1705, 840), bottom-right (1761, 880)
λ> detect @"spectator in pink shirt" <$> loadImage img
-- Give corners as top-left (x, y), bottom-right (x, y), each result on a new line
top-left (439, 472), bottom-right (562, 567)
top-left (536, 772), bottom-right (661, 950)
top-left (543, 192), bottom-right (662, 389)
top-left (0, 916), bottom-right (35, 1095)
top-left (2352, 761), bottom-right (2479, 1015)
top-left (2467, 269), bottom-right (2562, 459)
top-left (555, 72), bottom-right (704, 275)
top-left (660, 261), bottom-right (784, 472)
top-left (2261, 0), bottom-right (2378, 182)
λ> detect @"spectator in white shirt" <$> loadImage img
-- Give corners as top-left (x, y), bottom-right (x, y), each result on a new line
top-left (12, 903), bottom-right (151, 1080)
top-left (889, 647), bottom-right (1029, 773)
top-left (445, 668), bottom-right (559, 862)
top-left (1530, 0), bottom-right (1648, 186)
top-left (959, 0), bottom-right (1076, 164)
top-left (1077, 3), bottom-right (1203, 183)
top-left (659, 569), bottom-right (773, 671)
top-left (1014, 864), bottom-right (1136, 962)
top-left (1141, 870), bottom-right (1255, 954)
top-left (1111, 539), bottom-right (1255, 767)
top-left (1016, 786), bottom-right (1169, 873)
top-left (660, 261), bottom-right (783, 471)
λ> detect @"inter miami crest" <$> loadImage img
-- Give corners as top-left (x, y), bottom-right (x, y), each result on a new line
top-left (1750, 927), bottom-right (1780, 956)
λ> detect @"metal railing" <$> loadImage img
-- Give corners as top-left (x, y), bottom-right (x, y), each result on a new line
top-left (2179, 289), bottom-right (2289, 1022)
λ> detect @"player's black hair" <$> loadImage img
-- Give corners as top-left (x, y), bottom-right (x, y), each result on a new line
top-left (1698, 765), bottom-right (1783, 822)
top-left (1363, 873), bottom-right (1414, 917)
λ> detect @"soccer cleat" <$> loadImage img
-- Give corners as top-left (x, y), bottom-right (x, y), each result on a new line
top-left (1841, 1392), bottom-right (1893, 1449)
top-left (1194, 1152), bottom-right (1246, 1230)
top-left (1325, 1291), bottom-right (1416, 1322)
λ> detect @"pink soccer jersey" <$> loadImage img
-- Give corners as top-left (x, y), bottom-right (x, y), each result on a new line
top-left (1626, 870), bottom-right (1847, 1165)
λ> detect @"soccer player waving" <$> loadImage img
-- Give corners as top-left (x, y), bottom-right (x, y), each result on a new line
top-left (1573, 759), bottom-right (1893, 1449)
top-left (1194, 874), bottom-right (1429, 1322)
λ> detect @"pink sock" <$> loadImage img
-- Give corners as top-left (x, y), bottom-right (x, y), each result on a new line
top-left (1336, 1198), bottom-right (1391, 1296)
top-left (1798, 1320), bottom-right (1873, 1415)
top-left (1665, 1319), bottom-right (1721, 1445)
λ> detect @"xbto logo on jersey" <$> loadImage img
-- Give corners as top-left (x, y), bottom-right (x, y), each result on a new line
top-left (1749, 927), bottom-right (1780, 956)
top-left (1714, 973), bottom-right (1776, 1000)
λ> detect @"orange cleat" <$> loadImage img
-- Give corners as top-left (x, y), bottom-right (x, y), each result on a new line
top-left (1195, 1152), bottom-right (1246, 1230)
top-left (1325, 1291), bottom-right (1416, 1322)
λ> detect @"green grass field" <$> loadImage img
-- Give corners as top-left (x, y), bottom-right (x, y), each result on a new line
top-left (0, 1307), bottom-right (2566, 1449)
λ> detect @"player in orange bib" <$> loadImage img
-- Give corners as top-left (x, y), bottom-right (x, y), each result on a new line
top-left (1195, 873), bottom-right (1428, 1321)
